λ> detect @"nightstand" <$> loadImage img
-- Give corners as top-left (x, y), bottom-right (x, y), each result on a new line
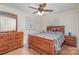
top-left (64, 35), bottom-right (77, 47)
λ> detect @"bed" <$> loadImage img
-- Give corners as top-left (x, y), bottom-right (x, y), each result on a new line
top-left (28, 26), bottom-right (65, 55)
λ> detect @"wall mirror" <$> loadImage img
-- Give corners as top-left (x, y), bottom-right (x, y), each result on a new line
top-left (0, 11), bottom-right (17, 32)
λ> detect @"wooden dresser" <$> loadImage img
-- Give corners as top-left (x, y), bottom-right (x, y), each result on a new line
top-left (64, 35), bottom-right (77, 47)
top-left (0, 32), bottom-right (23, 54)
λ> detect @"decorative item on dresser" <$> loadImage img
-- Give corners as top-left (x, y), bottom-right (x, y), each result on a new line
top-left (0, 32), bottom-right (23, 54)
top-left (64, 35), bottom-right (77, 47)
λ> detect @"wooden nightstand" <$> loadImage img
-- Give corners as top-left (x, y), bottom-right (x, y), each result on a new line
top-left (64, 35), bottom-right (77, 47)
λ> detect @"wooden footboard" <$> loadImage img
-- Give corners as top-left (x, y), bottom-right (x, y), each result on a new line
top-left (28, 35), bottom-right (56, 55)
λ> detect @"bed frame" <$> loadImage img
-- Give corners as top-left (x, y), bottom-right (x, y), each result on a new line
top-left (28, 26), bottom-right (64, 55)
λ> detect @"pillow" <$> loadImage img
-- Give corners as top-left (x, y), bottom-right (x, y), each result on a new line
top-left (57, 27), bottom-right (59, 31)
top-left (52, 28), bottom-right (56, 31)
top-left (52, 27), bottom-right (60, 32)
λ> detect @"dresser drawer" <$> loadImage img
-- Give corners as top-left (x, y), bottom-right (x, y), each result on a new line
top-left (8, 41), bottom-right (23, 50)
top-left (0, 45), bottom-right (8, 54)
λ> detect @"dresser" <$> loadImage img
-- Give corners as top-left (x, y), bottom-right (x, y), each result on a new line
top-left (0, 32), bottom-right (23, 54)
top-left (64, 35), bottom-right (77, 47)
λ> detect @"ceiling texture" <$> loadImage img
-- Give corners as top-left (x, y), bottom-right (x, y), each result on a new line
top-left (1, 3), bottom-right (78, 15)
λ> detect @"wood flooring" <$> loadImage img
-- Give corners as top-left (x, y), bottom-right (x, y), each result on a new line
top-left (4, 44), bottom-right (79, 55)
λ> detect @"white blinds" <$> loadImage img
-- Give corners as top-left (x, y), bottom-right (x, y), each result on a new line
top-left (0, 16), bottom-right (16, 32)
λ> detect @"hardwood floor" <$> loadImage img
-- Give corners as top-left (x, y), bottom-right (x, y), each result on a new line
top-left (4, 44), bottom-right (79, 55)
top-left (4, 46), bottom-right (40, 55)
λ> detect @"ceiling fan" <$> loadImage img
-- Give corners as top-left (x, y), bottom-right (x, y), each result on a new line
top-left (28, 3), bottom-right (53, 15)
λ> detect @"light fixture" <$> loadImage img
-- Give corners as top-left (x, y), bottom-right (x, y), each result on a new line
top-left (37, 11), bottom-right (45, 16)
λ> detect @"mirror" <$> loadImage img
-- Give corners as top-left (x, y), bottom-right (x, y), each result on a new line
top-left (0, 11), bottom-right (17, 32)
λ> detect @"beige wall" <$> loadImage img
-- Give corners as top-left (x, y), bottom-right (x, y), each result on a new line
top-left (58, 10), bottom-right (77, 36)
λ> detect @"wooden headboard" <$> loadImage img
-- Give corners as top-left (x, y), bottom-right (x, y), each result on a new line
top-left (47, 26), bottom-right (64, 34)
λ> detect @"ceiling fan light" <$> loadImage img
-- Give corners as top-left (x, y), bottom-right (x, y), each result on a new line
top-left (37, 11), bottom-right (44, 16)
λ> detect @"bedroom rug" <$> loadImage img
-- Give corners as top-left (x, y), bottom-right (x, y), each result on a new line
top-left (60, 44), bottom-right (79, 55)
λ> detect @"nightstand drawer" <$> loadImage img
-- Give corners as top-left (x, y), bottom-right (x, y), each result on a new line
top-left (65, 36), bottom-right (76, 39)
top-left (64, 38), bottom-right (76, 42)
top-left (64, 40), bottom-right (76, 44)
top-left (64, 35), bottom-right (77, 47)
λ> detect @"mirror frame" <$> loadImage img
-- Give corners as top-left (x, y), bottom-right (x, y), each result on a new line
top-left (0, 11), bottom-right (17, 32)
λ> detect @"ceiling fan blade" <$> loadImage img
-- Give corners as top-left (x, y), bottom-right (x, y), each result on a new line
top-left (32, 11), bottom-right (38, 14)
top-left (43, 10), bottom-right (53, 12)
top-left (28, 6), bottom-right (38, 10)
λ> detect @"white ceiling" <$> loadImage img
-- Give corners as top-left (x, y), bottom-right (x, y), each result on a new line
top-left (1, 3), bottom-right (78, 14)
